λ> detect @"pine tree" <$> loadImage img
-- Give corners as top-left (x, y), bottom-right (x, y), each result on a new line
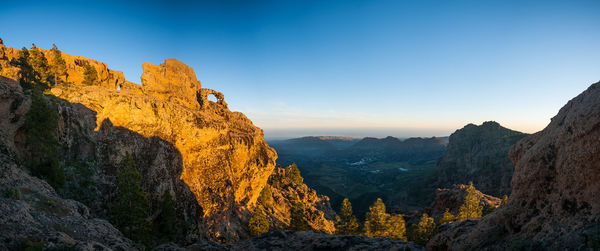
top-left (501, 194), bottom-right (508, 206)
top-left (386, 214), bottom-right (407, 240)
top-left (12, 47), bottom-right (35, 88)
top-left (82, 62), bottom-right (98, 85)
top-left (412, 213), bottom-right (436, 245)
top-left (249, 209), bottom-right (270, 237)
top-left (50, 44), bottom-right (67, 84)
top-left (28, 43), bottom-right (52, 89)
top-left (154, 190), bottom-right (176, 242)
top-left (457, 182), bottom-right (483, 221)
top-left (439, 208), bottom-right (455, 225)
top-left (335, 198), bottom-right (359, 235)
top-left (363, 198), bottom-right (389, 237)
top-left (289, 199), bottom-right (311, 231)
top-left (110, 153), bottom-right (150, 244)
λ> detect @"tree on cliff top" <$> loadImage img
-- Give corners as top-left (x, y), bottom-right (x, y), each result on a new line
top-left (335, 198), bottom-right (359, 235)
top-left (110, 153), bottom-right (150, 244)
top-left (82, 62), bottom-right (97, 85)
top-left (50, 44), bottom-right (67, 84)
top-left (29, 43), bottom-right (52, 88)
top-left (457, 182), bottom-right (483, 221)
top-left (287, 163), bottom-right (303, 184)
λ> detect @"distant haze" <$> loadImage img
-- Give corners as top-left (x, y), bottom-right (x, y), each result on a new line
top-left (264, 128), bottom-right (453, 140)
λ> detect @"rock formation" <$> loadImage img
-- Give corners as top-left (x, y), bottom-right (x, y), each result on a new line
top-left (0, 41), bottom-right (336, 244)
top-left (155, 230), bottom-right (424, 251)
top-left (0, 77), bottom-right (136, 250)
top-left (428, 82), bottom-right (600, 250)
top-left (432, 121), bottom-right (527, 197)
top-left (426, 184), bottom-right (501, 219)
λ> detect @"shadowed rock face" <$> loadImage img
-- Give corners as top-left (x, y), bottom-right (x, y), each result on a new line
top-left (155, 230), bottom-right (425, 251)
top-left (428, 82), bottom-right (600, 250)
top-left (433, 121), bottom-right (527, 197)
top-left (0, 78), bottom-right (137, 250)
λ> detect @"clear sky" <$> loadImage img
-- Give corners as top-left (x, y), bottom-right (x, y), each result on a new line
top-left (1, 0), bottom-right (599, 139)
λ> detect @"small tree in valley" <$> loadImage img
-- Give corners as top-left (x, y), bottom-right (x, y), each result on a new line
top-left (335, 198), bottom-right (359, 235)
top-left (386, 214), bottom-right (407, 240)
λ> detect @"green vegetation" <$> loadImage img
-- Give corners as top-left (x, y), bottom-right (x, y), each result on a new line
top-left (50, 44), bottom-right (67, 84)
top-left (24, 90), bottom-right (63, 189)
top-left (82, 62), bottom-right (98, 85)
top-left (28, 43), bottom-right (52, 89)
top-left (153, 190), bottom-right (177, 242)
top-left (409, 213), bottom-right (436, 245)
top-left (457, 182), bottom-right (483, 221)
top-left (248, 208), bottom-right (270, 237)
top-left (289, 199), bottom-right (311, 231)
top-left (335, 198), bottom-right (359, 235)
top-left (439, 208), bottom-right (455, 225)
top-left (363, 198), bottom-right (406, 240)
top-left (23, 241), bottom-right (44, 251)
top-left (58, 160), bottom-right (99, 206)
top-left (110, 153), bottom-right (150, 244)
top-left (257, 185), bottom-right (273, 209)
top-left (2, 188), bottom-right (21, 200)
top-left (501, 194), bottom-right (508, 205)
top-left (287, 163), bottom-right (303, 184)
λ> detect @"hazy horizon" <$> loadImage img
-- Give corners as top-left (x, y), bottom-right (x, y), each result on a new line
top-left (2, 0), bottom-right (599, 136)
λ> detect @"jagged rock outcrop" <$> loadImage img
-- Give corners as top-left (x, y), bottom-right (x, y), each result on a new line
top-left (156, 230), bottom-right (424, 251)
top-left (432, 121), bottom-right (527, 197)
top-left (0, 41), bottom-right (337, 243)
top-left (258, 166), bottom-right (336, 233)
top-left (0, 78), bottom-right (136, 250)
top-left (426, 184), bottom-right (501, 219)
top-left (428, 82), bottom-right (600, 250)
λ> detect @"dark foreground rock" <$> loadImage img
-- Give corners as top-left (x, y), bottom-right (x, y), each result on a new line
top-left (156, 230), bottom-right (424, 251)
top-left (428, 81), bottom-right (600, 250)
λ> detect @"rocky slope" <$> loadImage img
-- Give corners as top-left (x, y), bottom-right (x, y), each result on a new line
top-left (0, 77), bottom-right (136, 250)
top-left (156, 230), bottom-right (424, 251)
top-left (426, 184), bottom-right (501, 219)
top-left (432, 121), bottom-right (527, 197)
top-left (0, 41), bottom-right (336, 244)
top-left (428, 82), bottom-right (600, 250)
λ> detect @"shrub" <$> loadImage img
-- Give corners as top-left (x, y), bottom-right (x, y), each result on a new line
top-left (2, 188), bottom-right (21, 200)
top-left (457, 182), bottom-right (483, 221)
top-left (439, 208), bottom-right (455, 225)
top-left (289, 199), bottom-right (311, 231)
top-left (257, 185), bottom-right (273, 209)
top-left (249, 209), bottom-right (270, 237)
top-left (153, 190), bottom-right (177, 242)
top-left (82, 63), bottom-right (97, 85)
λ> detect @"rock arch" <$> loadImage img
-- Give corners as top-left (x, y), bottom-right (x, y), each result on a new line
top-left (198, 88), bottom-right (228, 109)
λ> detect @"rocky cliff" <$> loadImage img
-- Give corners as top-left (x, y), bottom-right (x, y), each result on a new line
top-left (0, 41), bottom-right (336, 245)
top-left (0, 77), bottom-right (136, 250)
top-left (428, 82), bottom-right (600, 250)
top-left (426, 184), bottom-right (501, 219)
top-left (432, 121), bottom-right (527, 197)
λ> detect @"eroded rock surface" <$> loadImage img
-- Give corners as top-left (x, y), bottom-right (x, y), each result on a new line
top-left (432, 121), bottom-right (526, 197)
top-left (428, 82), bottom-right (600, 250)
top-left (157, 230), bottom-right (424, 251)
top-left (0, 78), bottom-right (136, 250)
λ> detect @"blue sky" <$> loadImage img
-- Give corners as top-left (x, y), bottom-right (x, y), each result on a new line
top-left (1, 0), bottom-right (599, 139)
